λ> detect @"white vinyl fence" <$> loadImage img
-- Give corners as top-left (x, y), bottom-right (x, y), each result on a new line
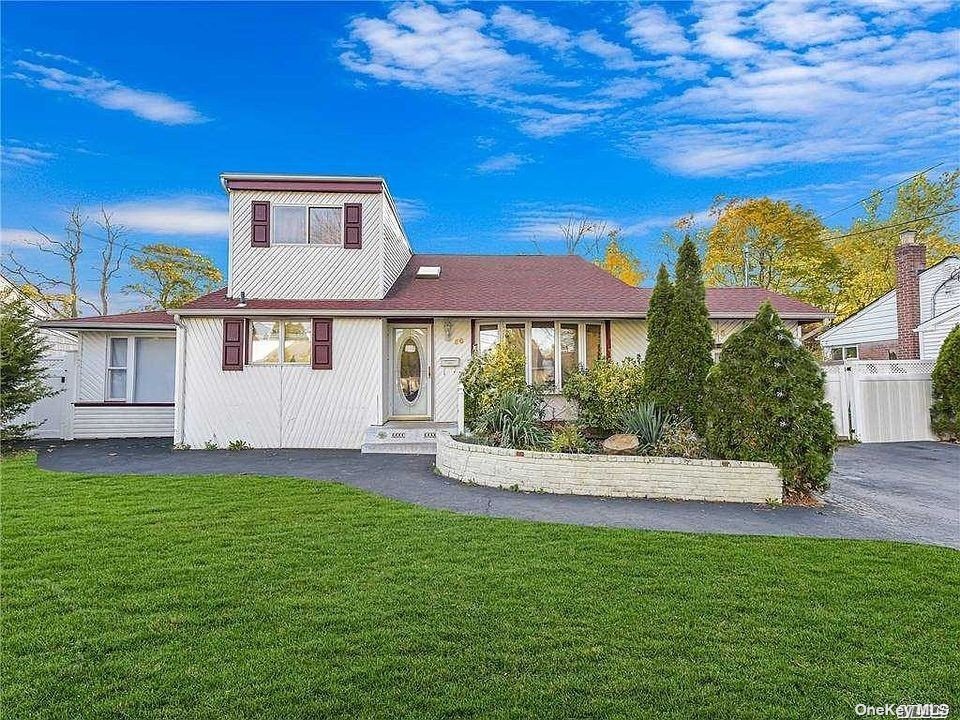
top-left (823, 360), bottom-right (937, 443)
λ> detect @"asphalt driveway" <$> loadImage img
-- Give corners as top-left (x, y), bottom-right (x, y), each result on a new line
top-left (29, 438), bottom-right (959, 548)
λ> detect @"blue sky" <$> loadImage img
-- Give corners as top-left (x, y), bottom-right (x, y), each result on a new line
top-left (2, 1), bottom-right (958, 309)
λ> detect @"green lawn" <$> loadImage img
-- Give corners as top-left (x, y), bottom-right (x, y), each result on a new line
top-left (2, 454), bottom-right (958, 719)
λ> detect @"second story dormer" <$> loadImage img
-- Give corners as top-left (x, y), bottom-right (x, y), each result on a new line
top-left (221, 174), bottom-right (412, 301)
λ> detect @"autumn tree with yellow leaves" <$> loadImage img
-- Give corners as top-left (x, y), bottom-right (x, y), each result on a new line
top-left (598, 229), bottom-right (645, 286)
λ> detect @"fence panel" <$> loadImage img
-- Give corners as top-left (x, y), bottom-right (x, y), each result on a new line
top-left (823, 360), bottom-right (936, 443)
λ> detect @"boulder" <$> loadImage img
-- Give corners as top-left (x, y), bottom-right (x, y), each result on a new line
top-left (602, 433), bottom-right (639, 455)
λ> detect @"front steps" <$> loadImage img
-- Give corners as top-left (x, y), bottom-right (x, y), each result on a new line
top-left (360, 421), bottom-right (459, 454)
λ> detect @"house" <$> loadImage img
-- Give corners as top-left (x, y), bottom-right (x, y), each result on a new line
top-left (819, 231), bottom-right (960, 361)
top-left (42, 173), bottom-right (829, 449)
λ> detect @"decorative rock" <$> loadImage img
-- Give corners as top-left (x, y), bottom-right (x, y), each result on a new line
top-left (602, 434), bottom-right (639, 455)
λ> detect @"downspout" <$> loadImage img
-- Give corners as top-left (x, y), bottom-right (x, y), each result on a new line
top-left (173, 314), bottom-right (187, 447)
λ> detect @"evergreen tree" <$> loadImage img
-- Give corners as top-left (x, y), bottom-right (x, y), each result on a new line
top-left (704, 302), bottom-right (836, 494)
top-left (930, 324), bottom-right (960, 440)
top-left (1, 296), bottom-right (56, 445)
top-left (661, 237), bottom-right (713, 431)
top-left (644, 263), bottom-right (673, 404)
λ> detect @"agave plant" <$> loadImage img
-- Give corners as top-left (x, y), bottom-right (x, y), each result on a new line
top-left (620, 401), bottom-right (669, 450)
top-left (476, 388), bottom-right (549, 450)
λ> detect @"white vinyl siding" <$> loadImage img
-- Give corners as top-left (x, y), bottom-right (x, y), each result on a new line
top-left (73, 405), bottom-right (175, 439)
top-left (180, 317), bottom-right (383, 449)
top-left (919, 256), bottom-right (960, 323)
top-left (820, 291), bottom-right (898, 348)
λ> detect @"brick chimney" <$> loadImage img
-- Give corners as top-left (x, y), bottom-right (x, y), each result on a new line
top-left (895, 229), bottom-right (925, 359)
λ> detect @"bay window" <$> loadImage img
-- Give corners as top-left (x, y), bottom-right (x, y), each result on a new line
top-left (474, 320), bottom-right (606, 390)
top-left (249, 320), bottom-right (312, 365)
top-left (105, 336), bottom-right (175, 403)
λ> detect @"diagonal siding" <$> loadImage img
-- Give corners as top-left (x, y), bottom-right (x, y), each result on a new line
top-left (229, 190), bottom-right (385, 300)
top-left (432, 318), bottom-right (471, 422)
top-left (78, 332), bottom-right (107, 401)
top-left (181, 317), bottom-right (382, 449)
top-left (611, 319), bottom-right (647, 361)
top-left (381, 203), bottom-right (412, 296)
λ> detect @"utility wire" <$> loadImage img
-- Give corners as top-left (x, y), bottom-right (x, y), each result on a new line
top-left (825, 208), bottom-right (958, 242)
top-left (822, 160), bottom-right (946, 221)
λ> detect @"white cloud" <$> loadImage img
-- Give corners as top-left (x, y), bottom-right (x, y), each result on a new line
top-left (577, 30), bottom-right (640, 70)
top-left (475, 152), bottom-right (532, 174)
top-left (491, 6), bottom-right (573, 51)
top-left (625, 5), bottom-right (691, 54)
top-left (11, 58), bottom-right (205, 124)
top-left (107, 197), bottom-right (227, 236)
top-left (394, 197), bottom-right (427, 222)
top-left (596, 77), bottom-right (658, 100)
top-left (754, 1), bottom-right (866, 47)
top-left (1, 140), bottom-right (55, 166)
top-left (1, 227), bottom-right (43, 248)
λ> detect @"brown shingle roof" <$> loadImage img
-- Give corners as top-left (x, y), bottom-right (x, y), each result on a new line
top-left (39, 310), bottom-right (175, 329)
top-left (178, 254), bottom-right (830, 320)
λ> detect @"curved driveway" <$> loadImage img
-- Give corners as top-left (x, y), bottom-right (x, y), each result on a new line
top-left (34, 438), bottom-right (959, 548)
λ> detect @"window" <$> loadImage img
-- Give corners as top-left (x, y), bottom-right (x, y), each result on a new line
top-left (309, 207), bottom-right (341, 245)
top-left (478, 323), bottom-right (500, 354)
top-left (560, 323), bottom-right (578, 384)
top-left (585, 324), bottom-right (602, 369)
top-left (273, 206), bottom-right (342, 245)
top-left (107, 337), bottom-right (128, 400)
top-left (249, 320), bottom-right (312, 365)
top-left (105, 336), bottom-right (175, 403)
top-left (829, 346), bottom-right (859, 361)
top-left (531, 322), bottom-right (556, 386)
top-left (473, 320), bottom-right (606, 390)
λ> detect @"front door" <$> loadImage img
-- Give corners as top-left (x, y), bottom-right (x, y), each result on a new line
top-left (390, 325), bottom-right (431, 419)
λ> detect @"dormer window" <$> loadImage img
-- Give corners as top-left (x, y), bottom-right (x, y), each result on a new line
top-left (273, 205), bottom-right (341, 245)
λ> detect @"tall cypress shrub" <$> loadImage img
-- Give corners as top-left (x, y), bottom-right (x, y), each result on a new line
top-left (1, 296), bottom-right (55, 445)
top-left (662, 237), bottom-right (713, 430)
top-left (930, 324), bottom-right (960, 440)
top-left (705, 302), bottom-right (836, 494)
top-left (644, 263), bottom-right (673, 404)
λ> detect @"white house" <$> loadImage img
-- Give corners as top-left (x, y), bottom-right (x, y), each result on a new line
top-left (43, 173), bottom-right (830, 449)
top-left (819, 231), bottom-right (960, 361)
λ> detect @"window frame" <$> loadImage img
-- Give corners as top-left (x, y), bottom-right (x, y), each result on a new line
top-left (271, 204), bottom-right (344, 246)
top-left (246, 318), bottom-right (313, 366)
top-left (472, 319), bottom-right (606, 391)
top-left (104, 334), bottom-right (176, 404)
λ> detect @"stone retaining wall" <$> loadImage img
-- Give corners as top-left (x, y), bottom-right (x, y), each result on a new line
top-left (436, 432), bottom-right (782, 504)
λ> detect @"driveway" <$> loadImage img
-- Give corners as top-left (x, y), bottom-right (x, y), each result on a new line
top-left (32, 439), bottom-right (959, 548)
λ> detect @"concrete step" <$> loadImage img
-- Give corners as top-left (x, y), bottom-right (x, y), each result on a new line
top-left (360, 441), bottom-right (436, 455)
top-left (359, 422), bottom-right (457, 454)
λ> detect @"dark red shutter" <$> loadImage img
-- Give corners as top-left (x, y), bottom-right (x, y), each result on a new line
top-left (312, 318), bottom-right (332, 370)
top-left (343, 203), bottom-right (362, 249)
top-left (251, 201), bottom-right (270, 247)
top-left (604, 320), bottom-right (612, 360)
top-left (223, 318), bottom-right (245, 370)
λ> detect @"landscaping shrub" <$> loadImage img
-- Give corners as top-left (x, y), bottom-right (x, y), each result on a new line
top-left (652, 417), bottom-right (707, 459)
top-left (549, 423), bottom-right (589, 454)
top-left (662, 237), bottom-right (714, 431)
top-left (562, 357), bottom-right (645, 433)
top-left (620, 401), bottom-right (668, 451)
top-left (644, 264), bottom-right (673, 405)
top-left (0, 296), bottom-right (56, 446)
top-left (704, 302), bottom-right (836, 494)
top-left (930, 324), bottom-right (960, 440)
top-left (475, 388), bottom-right (548, 450)
top-left (460, 341), bottom-right (526, 431)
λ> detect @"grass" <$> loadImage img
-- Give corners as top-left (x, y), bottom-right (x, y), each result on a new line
top-left (2, 453), bottom-right (958, 719)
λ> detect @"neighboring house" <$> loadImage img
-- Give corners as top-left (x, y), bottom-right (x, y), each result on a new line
top-left (819, 231), bottom-right (960, 361)
top-left (2, 275), bottom-right (80, 438)
top-left (43, 173), bottom-right (829, 448)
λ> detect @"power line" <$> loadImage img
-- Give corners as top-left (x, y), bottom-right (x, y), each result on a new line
top-left (826, 208), bottom-right (958, 242)
top-left (823, 160), bottom-right (946, 221)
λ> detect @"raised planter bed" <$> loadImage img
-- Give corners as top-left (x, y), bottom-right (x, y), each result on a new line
top-left (436, 432), bottom-right (783, 504)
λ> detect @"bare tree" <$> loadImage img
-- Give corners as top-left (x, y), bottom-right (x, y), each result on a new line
top-left (558, 217), bottom-right (607, 258)
top-left (94, 207), bottom-right (132, 315)
top-left (2, 206), bottom-right (98, 317)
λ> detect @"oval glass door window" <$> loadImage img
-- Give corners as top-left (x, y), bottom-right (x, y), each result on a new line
top-left (399, 338), bottom-right (422, 403)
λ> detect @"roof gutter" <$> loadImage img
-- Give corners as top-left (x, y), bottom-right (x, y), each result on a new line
top-left (37, 321), bottom-right (175, 331)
